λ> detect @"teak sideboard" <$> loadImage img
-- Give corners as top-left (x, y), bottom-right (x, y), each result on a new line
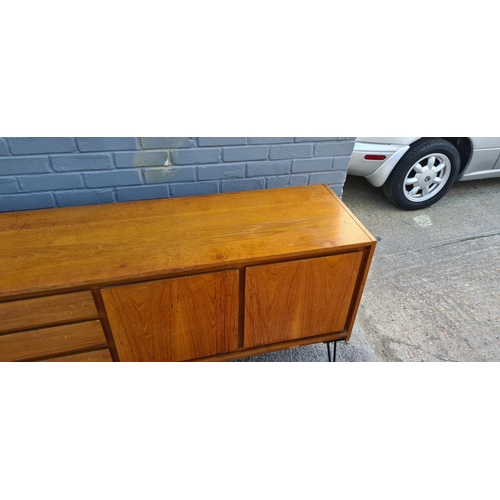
top-left (0, 185), bottom-right (376, 362)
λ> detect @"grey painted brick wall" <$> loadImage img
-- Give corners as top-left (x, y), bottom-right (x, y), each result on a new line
top-left (0, 137), bottom-right (355, 212)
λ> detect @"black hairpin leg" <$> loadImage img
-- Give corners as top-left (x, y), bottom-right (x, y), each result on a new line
top-left (326, 341), bottom-right (338, 362)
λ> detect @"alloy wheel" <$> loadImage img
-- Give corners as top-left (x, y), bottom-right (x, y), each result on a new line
top-left (403, 153), bottom-right (451, 202)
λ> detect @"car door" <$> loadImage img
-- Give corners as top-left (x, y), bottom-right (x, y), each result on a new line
top-left (461, 137), bottom-right (500, 179)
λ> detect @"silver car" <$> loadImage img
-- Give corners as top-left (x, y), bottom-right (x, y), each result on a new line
top-left (348, 137), bottom-right (500, 210)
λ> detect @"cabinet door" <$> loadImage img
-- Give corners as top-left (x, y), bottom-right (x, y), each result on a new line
top-left (102, 271), bottom-right (239, 361)
top-left (244, 253), bottom-right (363, 348)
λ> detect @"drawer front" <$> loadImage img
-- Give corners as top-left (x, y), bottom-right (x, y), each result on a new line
top-left (244, 253), bottom-right (363, 348)
top-left (0, 320), bottom-right (107, 362)
top-left (0, 291), bottom-right (98, 334)
top-left (40, 349), bottom-right (113, 362)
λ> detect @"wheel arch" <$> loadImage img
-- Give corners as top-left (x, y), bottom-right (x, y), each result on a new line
top-left (381, 137), bottom-right (464, 210)
top-left (418, 137), bottom-right (472, 174)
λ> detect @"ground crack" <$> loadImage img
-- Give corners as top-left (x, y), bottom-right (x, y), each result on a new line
top-left (378, 230), bottom-right (500, 259)
top-left (386, 338), bottom-right (457, 362)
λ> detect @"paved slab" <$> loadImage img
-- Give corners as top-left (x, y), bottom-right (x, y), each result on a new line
top-left (341, 174), bottom-right (500, 362)
top-left (237, 174), bottom-right (500, 362)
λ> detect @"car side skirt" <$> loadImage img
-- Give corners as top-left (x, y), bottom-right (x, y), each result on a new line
top-left (459, 169), bottom-right (500, 181)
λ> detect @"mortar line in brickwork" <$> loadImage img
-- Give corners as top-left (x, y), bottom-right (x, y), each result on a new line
top-left (47, 156), bottom-right (55, 173)
top-left (4, 140), bottom-right (12, 155)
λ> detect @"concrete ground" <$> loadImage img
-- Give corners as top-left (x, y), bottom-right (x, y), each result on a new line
top-left (236, 175), bottom-right (500, 362)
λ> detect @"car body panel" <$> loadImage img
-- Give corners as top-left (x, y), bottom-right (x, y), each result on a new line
top-left (356, 137), bottom-right (421, 145)
top-left (349, 137), bottom-right (500, 187)
top-left (458, 138), bottom-right (500, 178)
top-left (349, 140), bottom-right (413, 186)
top-left (348, 142), bottom-right (404, 178)
top-left (459, 169), bottom-right (500, 181)
top-left (458, 147), bottom-right (500, 178)
top-left (364, 145), bottom-right (410, 187)
top-left (468, 137), bottom-right (500, 149)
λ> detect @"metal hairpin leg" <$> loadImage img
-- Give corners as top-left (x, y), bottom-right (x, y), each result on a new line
top-left (326, 341), bottom-right (337, 362)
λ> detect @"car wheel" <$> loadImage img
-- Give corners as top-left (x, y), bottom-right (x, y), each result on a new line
top-left (382, 138), bottom-right (461, 210)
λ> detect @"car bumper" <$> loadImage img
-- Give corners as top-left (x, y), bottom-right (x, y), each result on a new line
top-left (348, 142), bottom-right (410, 187)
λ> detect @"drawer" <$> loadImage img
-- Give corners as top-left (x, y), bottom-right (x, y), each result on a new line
top-left (0, 320), bottom-right (107, 362)
top-left (40, 349), bottom-right (113, 362)
top-left (0, 291), bottom-right (98, 334)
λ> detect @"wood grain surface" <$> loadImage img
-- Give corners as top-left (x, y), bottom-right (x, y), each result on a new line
top-left (40, 349), bottom-right (113, 362)
top-left (0, 185), bottom-right (375, 298)
top-left (0, 185), bottom-right (376, 362)
top-left (0, 320), bottom-right (107, 361)
top-left (0, 291), bottom-right (98, 334)
top-left (244, 253), bottom-right (363, 348)
top-left (102, 271), bottom-right (239, 361)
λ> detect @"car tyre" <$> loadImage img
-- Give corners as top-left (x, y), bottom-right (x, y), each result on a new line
top-left (382, 138), bottom-right (461, 210)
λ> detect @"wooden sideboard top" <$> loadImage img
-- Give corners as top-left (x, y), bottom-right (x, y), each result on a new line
top-left (0, 184), bottom-right (375, 298)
